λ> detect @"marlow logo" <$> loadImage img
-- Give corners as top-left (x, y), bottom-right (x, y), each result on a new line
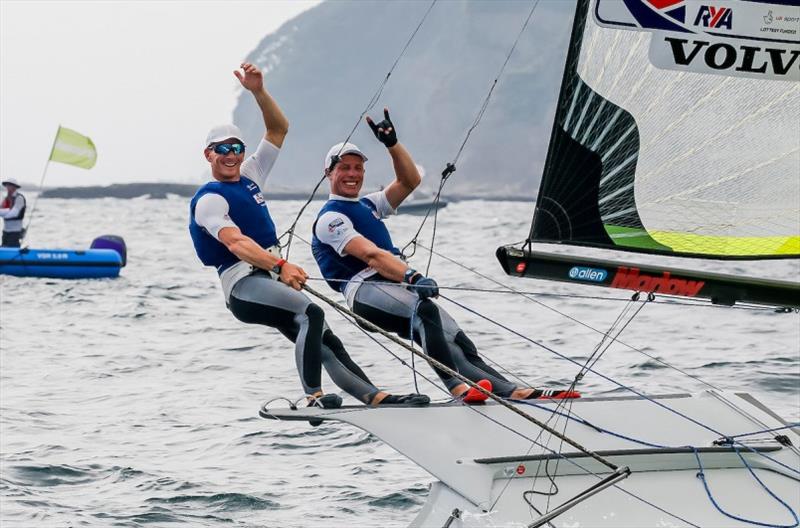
top-left (568, 266), bottom-right (608, 283)
top-left (694, 5), bottom-right (733, 29)
top-left (610, 267), bottom-right (705, 297)
top-left (664, 37), bottom-right (800, 76)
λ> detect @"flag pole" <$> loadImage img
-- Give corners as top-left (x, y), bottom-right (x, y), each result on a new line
top-left (22, 125), bottom-right (61, 244)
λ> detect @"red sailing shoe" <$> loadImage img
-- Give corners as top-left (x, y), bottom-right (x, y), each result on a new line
top-left (462, 379), bottom-right (493, 404)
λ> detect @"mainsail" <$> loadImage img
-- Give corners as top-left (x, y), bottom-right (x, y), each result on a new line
top-left (498, 0), bottom-right (800, 305)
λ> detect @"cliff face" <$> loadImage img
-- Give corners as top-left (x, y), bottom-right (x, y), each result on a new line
top-left (233, 0), bottom-right (575, 197)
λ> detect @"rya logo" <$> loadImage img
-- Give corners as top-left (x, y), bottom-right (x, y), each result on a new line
top-left (694, 5), bottom-right (733, 29)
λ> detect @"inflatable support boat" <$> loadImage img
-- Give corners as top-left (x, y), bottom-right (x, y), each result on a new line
top-left (0, 235), bottom-right (127, 279)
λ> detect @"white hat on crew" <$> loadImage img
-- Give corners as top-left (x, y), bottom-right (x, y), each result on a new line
top-left (1, 178), bottom-right (21, 188)
top-left (205, 124), bottom-right (245, 147)
top-left (324, 142), bottom-right (368, 172)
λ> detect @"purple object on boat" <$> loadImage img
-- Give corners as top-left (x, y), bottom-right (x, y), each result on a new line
top-left (90, 235), bottom-right (127, 267)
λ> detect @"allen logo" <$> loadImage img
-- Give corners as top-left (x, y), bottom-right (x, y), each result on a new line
top-left (610, 267), bottom-right (705, 297)
top-left (694, 5), bottom-right (733, 29)
top-left (569, 266), bottom-right (608, 283)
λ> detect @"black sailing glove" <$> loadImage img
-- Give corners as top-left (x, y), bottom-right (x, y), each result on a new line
top-left (404, 268), bottom-right (439, 300)
top-left (366, 108), bottom-right (398, 148)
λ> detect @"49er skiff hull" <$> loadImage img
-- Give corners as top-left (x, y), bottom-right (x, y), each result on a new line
top-left (261, 391), bottom-right (800, 527)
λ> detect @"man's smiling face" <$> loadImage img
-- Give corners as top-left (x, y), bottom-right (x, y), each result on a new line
top-left (205, 138), bottom-right (245, 181)
top-left (329, 154), bottom-right (366, 198)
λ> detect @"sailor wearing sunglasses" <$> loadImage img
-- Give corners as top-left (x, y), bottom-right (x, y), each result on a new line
top-left (190, 63), bottom-right (429, 412)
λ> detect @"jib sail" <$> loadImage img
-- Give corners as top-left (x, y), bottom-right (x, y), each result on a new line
top-left (526, 0), bottom-right (799, 258)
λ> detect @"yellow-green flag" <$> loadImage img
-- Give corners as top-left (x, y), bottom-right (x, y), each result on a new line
top-left (49, 126), bottom-right (97, 169)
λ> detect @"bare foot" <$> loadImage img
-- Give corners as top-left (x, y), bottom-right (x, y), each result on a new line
top-left (370, 391), bottom-right (389, 406)
top-left (510, 388), bottom-right (534, 399)
top-left (451, 383), bottom-right (469, 398)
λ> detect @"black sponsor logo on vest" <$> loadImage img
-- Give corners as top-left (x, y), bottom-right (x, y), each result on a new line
top-left (664, 37), bottom-right (800, 76)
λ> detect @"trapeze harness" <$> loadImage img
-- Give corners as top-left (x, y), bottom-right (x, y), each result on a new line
top-left (189, 142), bottom-right (382, 403)
top-left (312, 192), bottom-right (518, 396)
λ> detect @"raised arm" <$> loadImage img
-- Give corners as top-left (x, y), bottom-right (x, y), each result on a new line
top-left (366, 108), bottom-right (420, 209)
top-left (234, 63), bottom-right (289, 148)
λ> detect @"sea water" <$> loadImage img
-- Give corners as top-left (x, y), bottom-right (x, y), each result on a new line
top-left (1, 196), bottom-right (798, 527)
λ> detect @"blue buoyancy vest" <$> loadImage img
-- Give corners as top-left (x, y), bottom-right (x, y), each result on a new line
top-left (312, 197), bottom-right (400, 292)
top-left (189, 177), bottom-right (278, 273)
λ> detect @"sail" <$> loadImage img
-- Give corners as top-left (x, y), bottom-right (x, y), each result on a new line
top-left (529, 0), bottom-right (799, 259)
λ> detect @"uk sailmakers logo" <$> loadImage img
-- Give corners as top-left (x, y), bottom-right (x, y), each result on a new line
top-left (594, 0), bottom-right (800, 82)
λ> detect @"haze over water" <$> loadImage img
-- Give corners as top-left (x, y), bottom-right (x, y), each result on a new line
top-left (1, 196), bottom-right (798, 526)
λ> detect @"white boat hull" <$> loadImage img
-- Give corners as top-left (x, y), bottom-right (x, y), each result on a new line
top-left (261, 391), bottom-right (800, 527)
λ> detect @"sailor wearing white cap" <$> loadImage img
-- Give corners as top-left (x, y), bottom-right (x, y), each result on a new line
top-left (312, 109), bottom-right (581, 403)
top-left (188, 64), bottom-right (428, 412)
top-left (0, 178), bottom-right (26, 247)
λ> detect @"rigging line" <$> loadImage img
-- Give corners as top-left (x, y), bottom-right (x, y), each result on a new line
top-left (523, 298), bottom-right (651, 514)
top-left (517, 398), bottom-right (800, 481)
top-left (423, 178), bottom-right (446, 275)
top-left (437, 292), bottom-right (747, 441)
top-left (314, 287), bottom-right (703, 527)
top-left (278, 0), bottom-right (439, 259)
top-left (301, 275), bottom-right (774, 311)
top-left (452, 0), bottom-right (542, 166)
top-left (583, 294), bottom-right (651, 376)
top-left (290, 230), bottom-right (541, 388)
top-left (302, 283), bottom-right (621, 471)
top-left (516, 400), bottom-right (800, 525)
top-left (415, 243), bottom-right (735, 389)
top-left (401, 174), bottom-right (446, 260)
top-left (730, 423), bottom-right (800, 440)
top-left (401, 0), bottom-right (543, 261)
top-left (695, 446), bottom-right (800, 528)
top-left (444, 291), bottom-right (800, 478)
top-left (707, 391), bottom-right (800, 458)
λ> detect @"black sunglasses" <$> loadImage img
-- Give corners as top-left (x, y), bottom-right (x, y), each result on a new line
top-left (211, 142), bottom-right (245, 155)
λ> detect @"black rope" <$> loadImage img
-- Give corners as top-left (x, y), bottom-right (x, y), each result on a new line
top-left (279, 0), bottom-right (439, 259)
top-left (401, 0), bottom-right (544, 265)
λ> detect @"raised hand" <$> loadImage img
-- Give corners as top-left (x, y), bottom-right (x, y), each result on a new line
top-left (234, 62), bottom-right (264, 93)
top-left (366, 108), bottom-right (398, 148)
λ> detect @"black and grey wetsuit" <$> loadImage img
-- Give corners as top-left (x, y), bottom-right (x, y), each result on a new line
top-left (229, 270), bottom-right (380, 402)
top-left (312, 191), bottom-right (517, 396)
top-left (189, 139), bottom-right (383, 402)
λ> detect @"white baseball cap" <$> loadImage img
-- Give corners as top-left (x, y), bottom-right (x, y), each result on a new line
top-left (2, 178), bottom-right (20, 188)
top-left (205, 124), bottom-right (245, 147)
top-left (324, 142), bottom-right (368, 171)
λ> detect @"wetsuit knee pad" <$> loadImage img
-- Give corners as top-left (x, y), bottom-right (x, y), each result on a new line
top-left (304, 304), bottom-right (325, 330)
top-left (415, 299), bottom-right (441, 324)
top-left (322, 329), bottom-right (345, 355)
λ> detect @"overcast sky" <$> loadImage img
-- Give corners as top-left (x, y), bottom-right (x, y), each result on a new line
top-left (0, 0), bottom-right (321, 188)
